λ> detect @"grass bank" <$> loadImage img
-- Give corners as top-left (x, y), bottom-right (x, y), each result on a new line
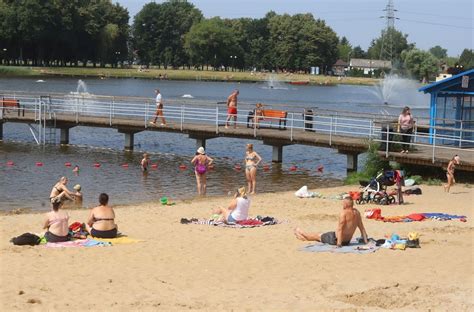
top-left (0, 65), bottom-right (379, 86)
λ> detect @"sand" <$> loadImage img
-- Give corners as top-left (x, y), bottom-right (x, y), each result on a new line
top-left (0, 184), bottom-right (472, 311)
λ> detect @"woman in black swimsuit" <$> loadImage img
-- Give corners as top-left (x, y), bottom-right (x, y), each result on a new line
top-left (86, 193), bottom-right (118, 238)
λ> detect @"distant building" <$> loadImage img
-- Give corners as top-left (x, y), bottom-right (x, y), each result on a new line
top-left (332, 59), bottom-right (349, 76)
top-left (349, 58), bottom-right (392, 74)
top-left (435, 73), bottom-right (452, 82)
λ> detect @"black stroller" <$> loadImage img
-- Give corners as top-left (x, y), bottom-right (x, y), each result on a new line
top-left (357, 170), bottom-right (397, 205)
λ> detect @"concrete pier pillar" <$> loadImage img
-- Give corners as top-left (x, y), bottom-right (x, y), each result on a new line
top-left (60, 128), bottom-right (70, 145)
top-left (195, 137), bottom-right (206, 150)
top-left (338, 150), bottom-right (359, 173)
top-left (0, 122), bottom-right (3, 141)
top-left (272, 145), bottom-right (283, 163)
top-left (124, 132), bottom-right (134, 151)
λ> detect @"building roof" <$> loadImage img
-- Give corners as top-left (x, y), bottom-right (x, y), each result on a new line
top-left (349, 58), bottom-right (392, 69)
top-left (419, 69), bottom-right (474, 94)
top-left (333, 59), bottom-right (349, 67)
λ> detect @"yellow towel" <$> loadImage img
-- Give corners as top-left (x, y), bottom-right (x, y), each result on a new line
top-left (92, 236), bottom-right (143, 244)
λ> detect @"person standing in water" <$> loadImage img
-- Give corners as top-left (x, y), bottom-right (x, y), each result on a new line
top-left (141, 153), bottom-right (150, 172)
top-left (150, 89), bottom-right (166, 126)
top-left (191, 147), bottom-right (214, 195)
top-left (225, 89), bottom-right (239, 129)
top-left (244, 144), bottom-right (262, 194)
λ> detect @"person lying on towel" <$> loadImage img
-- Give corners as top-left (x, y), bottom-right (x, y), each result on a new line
top-left (86, 193), bottom-right (118, 238)
top-left (294, 197), bottom-right (368, 247)
top-left (213, 187), bottom-right (250, 224)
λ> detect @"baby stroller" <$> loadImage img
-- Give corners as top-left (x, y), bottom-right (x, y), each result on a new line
top-left (357, 170), bottom-right (397, 205)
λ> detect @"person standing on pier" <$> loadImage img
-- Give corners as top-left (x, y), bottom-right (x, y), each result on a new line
top-left (397, 106), bottom-right (415, 153)
top-left (225, 89), bottom-right (239, 129)
top-left (150, 89), bottom-right (166, 126)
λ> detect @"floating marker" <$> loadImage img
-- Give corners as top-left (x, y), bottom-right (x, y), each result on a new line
top-left (317, 165), bottom-right (324, 173)
top-left (263, 164), bottom-right (270, 171)
top-left (290, 165), bottom-right (297, 171)
top-left (151, 163), bottom-right (158, 169)
top-left (93, 163), bottom-right (101, 168)
top-left (179, 164), bottom-right (187, 170)
top-left (35, 162), bottom-right (43, 167)
top-left (121, 163), bottom-right (129, 168)
top-left (208, 164), bottom-right (215, 170)
top-left (6, 161), bottom-right (14, 166)
top-left (234, 164), bottom-right (242, 171)
top-left (65, 162), bottom-right (72, 167)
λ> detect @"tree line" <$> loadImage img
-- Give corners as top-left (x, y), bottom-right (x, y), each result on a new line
top-left (0, 0), bottom-right (472, 78)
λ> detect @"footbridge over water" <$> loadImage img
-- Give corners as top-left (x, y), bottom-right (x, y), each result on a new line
top-left (1, 91), bottom-right (473, 172)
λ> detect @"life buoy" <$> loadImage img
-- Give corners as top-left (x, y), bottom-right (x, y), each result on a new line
top-left (36, 162), bottom-right (43, 167)
top-left (93, 163), bottom-right (101, 168)
top-left (179, 164), bottom-right (187, 170)
top-left (290, 165), bottom-right (297, 171)
top-left (6, 161), bottom-right (14, 166)
top-left (121, 163), bottom-right (129, 168)
top-left (65, 162), bottom-right (72, 167)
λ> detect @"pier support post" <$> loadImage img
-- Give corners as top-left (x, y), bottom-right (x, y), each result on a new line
top-left (195, 137), bottom-right (206, 150)
top-left (60, 128), bottom-right (70, 145)
top-left (272, 145), bottom-right (284, 163)
top-left (0, 122), bottom-right (3, 141)
top-left (338, 150), bottom-right (359, 172)
top-left (124, 132), bottom-right (134, 151)
top-left (188, 134), bottom-right (217, 151)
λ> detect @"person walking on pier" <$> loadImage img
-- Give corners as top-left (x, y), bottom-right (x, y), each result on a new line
top-left (444, 155), bottom-right (461, 193)
top-left (397, 106), bottom-right (415, 153)
top-left (244, 144), bottom-right (262, 194)
top-left (150, 89), bottom-right (166, 126)
top-left (225, 89), bottom-right (239, 129)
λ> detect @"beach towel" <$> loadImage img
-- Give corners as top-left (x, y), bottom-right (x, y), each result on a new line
top-left (300, 240), bottom-right (380, 254)
top-left (181, 217), bottom-right (280, 228)
top-left (44, 239), bottom-right (112, 248)
top-left (92, 236), bottom-right (143, 244)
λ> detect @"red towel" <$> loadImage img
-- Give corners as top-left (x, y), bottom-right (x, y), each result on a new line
top-left (237, 219), bottom-right (263, 226)
top-left (407, 213), bottom-right (425, 221)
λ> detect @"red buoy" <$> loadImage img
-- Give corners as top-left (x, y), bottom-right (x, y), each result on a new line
top-left (234, 164), bottom-right (242, 171)
top-left (65, 162), bottom-right (72, 167)
top-left (317, 165), bottom-right (324, 173)
top-left (179, 164), bottom-right (187, 170)
top-left (290, 165), bottom-right (297, 171)
top-left (35, 162), bottom-right (43, 167)
top-left (6, 161), bottom-right (14, 166)
top-left (263, 164), bottom-right (270, 171)
top-left (151, 163), bottom-right (158, 169)
top-left (93, 163), bottom-right (101, 168)
top-left (208, 164), bottom-right (215, 170)
top-left (121, 163), bottom-right (129, 168)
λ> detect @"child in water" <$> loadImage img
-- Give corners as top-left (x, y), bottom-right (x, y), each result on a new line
top-left (141, 153), bottom-right (150, 172)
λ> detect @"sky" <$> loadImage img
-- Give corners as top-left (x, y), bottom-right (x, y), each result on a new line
top-left (115, 0), bottom-right (473, 57)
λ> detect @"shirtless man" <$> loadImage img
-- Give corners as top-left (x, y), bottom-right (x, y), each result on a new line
top-left (294, 197), bottom-right (368, 247)
top-left (225, 89), bottom-right (239, 129)
top-left (49, 176), bottom-right (76, 204)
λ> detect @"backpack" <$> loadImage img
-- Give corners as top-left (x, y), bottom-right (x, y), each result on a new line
top-left (196, 161), bottom-right (207, 174)
top-left (10, 233), bottom-right (41, 246)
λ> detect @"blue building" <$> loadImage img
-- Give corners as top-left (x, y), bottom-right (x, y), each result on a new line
top-left (419, 69), bottom-right (474, 147)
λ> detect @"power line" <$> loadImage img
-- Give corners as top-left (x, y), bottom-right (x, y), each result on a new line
top-left (400, 18), bottom-right (474, 30)
top-left (399, 10), bottom-right (474, 20)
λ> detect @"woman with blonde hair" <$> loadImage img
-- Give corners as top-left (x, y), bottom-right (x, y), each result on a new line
top-left (213, 187), bottom-right (251, 223)
top-left (191, 147), bottom-right (214, 195)
top-left (444, 155), bottom-right (461, 193)
top-left (244, 144), bottom-right (262, 194)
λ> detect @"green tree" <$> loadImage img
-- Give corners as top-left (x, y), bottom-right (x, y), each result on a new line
top-left (401, 49), bottom-right (439, 81)
top-left (337, 36), bottom-right (352, 62)
top-left (458, 49), bottom-right (474, 70)
top-left (351, 46), bottom-right (367, 59)
top-left (429, 45), bottom-right (447, 59)
top-left (368, 28), bottom-right (414, 61)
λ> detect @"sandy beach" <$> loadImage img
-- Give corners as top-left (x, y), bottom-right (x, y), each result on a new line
top-left (0, 184), bottom-right (472, 311)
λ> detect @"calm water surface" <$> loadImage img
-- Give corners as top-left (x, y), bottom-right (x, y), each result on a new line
top-left (0, 77), bottom-right (430, 211)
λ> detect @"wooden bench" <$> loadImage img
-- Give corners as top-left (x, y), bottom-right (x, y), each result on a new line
top-left (1, 98), bottom-right (25, 117)
top-left (247, 109), bottom-right (287, 129)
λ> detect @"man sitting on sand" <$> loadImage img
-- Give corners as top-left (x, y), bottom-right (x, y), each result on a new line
top-left (294, 197), bottom-right (368, 247)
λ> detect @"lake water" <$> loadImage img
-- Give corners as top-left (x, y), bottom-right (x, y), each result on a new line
top-left (0, 77), bottom-right (430, 212)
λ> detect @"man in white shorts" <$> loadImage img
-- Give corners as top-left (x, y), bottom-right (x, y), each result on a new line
top-left (150, 89), bottom-right (166, 126)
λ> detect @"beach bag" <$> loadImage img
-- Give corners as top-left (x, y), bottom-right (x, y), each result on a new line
top-left (10, 233), bottom-right (41, 246)
top-left (196, 161), bottom-right (207, 174)
top-left (364, 208), bottom-right (382, 220)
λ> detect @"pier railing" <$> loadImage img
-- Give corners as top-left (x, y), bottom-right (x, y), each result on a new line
top-left (1, 91), bottom-right (473, 163)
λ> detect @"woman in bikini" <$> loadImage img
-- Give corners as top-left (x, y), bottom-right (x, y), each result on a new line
top-left (191, 147), bottom-right (214, 195)
top-left (244, 144), bottom-right (262, 194)
top-left (43, 201), bottom-right (70, 242)
top-left (86, 193), bottom-right (118, 238)
top-left (444, 155), bottom-right (461, 193)
top-left (49, 176), bottom-right (75, 204)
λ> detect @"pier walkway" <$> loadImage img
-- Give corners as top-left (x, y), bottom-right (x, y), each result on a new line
top-left (1, 91), bottom-right (473, 172)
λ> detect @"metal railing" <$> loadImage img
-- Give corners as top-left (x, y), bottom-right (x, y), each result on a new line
top-left (1, 92), bottom-right (473, 163)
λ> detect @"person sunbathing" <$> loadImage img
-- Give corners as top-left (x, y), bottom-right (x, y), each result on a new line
top-left (43, 201), bottom-right (70, 242)
top-left (213, 187), bottom-right (250, 223)
top-left (294, 197), bottom-right (368, 247)
top-left (86, 193), bottom-right (118, 238)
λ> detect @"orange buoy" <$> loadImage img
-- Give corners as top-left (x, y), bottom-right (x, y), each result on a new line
top-left (6, 161), bottom-right (14, 166)
top-left (121, 163), bottom-right (129, 168)
top-left (263, 164), bottom-right (270, 171)
top-left (290, 165), bottom-right (297, 171)
top-left (93, 163), bottom-right (101, 168)
top-left (151, 163), bottom-right (158, 169)
top-left (65, 162), bottom-right (72, 167)
top-left (234, 164), bottom-right (242, 171)
top-left (179, 164), bottom-right (187, 170)
top-left (317, 165), bottom-right (324, 173)
top-left (35, 162), bottom-right (43, 167)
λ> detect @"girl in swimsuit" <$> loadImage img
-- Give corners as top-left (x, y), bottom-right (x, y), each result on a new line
top-left (444, 155), bottom-right (461, 193)
top-left (141, 153), bottom-right (150, 172)
top-left (191, 147), bottom-right (214, 195)
top-left (86, 193), bottom-right (118, 238)
top-left (43, 201), bottom-right (70, 242)
top-left (244, 144), bottom-right (262, 194)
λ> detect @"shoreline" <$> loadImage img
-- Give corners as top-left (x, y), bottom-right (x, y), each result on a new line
top-left (1, 184), bottom-right (472, 310)
top-left (0, 65), bottom-right (381, 86)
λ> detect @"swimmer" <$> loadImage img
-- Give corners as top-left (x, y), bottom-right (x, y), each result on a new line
top-left (141, 153), bottom-right (150, 172)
